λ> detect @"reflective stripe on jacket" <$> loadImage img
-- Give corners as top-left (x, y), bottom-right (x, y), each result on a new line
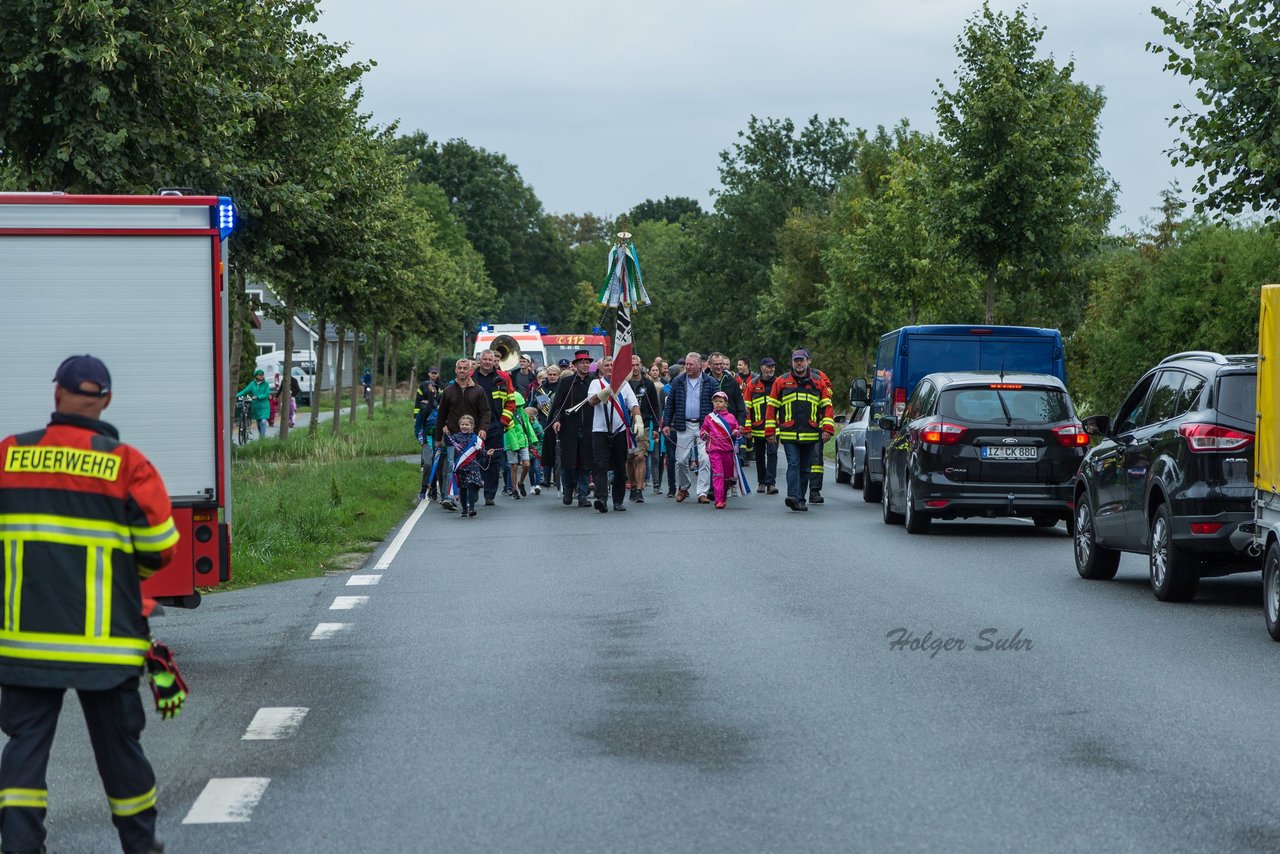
top-left (743, 377), bottom-right (774, 437)
top-left (764, 371), bottom-right (835, 442)
top-left (473, 368), bottom-right (516, 430)
top-left (0, 414), bottom-right (178, 690)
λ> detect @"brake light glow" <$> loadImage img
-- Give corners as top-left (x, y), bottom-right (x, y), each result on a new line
top-left (920, 420), bottom-right (966, 445)
top-left (989, 383), bottom-right (1022, 389)
top-left (1053, 424), bottom-right (1092, 447)
top-left (1178, 423), bottom-right (1254, 452)
top-left (925, 499), bottom-right (950, 508)
top-left (1190, 522), bottom-right (1224, 535)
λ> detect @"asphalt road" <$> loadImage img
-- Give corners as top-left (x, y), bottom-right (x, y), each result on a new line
top-left (16, 461), bottom-right (1280, 853)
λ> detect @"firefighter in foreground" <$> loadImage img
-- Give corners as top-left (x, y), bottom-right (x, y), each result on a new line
top-left (0, 356), bottom-right (185, 854)
top-left (764, 349), bottom-right (835, 512)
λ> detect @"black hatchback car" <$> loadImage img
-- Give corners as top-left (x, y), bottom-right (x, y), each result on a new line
top-left (1072, 351), bottom-right (1259, 601)
top-left (878, 371), bottom-right (1088, 534)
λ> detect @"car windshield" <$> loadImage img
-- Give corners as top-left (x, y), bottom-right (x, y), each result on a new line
top-left (941, 386), bottom-right (1072, 424)
top-left (1214, 373), bottom-right (1257, 423)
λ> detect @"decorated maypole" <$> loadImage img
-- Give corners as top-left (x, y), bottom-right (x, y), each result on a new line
top-left (568, 231), bottom-right (650, 415)
top-left (598, 230), bottom-right (650, 393)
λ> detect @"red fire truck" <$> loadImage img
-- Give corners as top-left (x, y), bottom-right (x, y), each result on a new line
top-left (543, 331), bottom-right (612, 366)
top-left (0, 193), bottom-right (237, 607)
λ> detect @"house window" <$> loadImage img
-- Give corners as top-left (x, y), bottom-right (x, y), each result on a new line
top-left (246, 288), bottom-right (265, 318)
top-left (257, 344), bottom-right (276, 355)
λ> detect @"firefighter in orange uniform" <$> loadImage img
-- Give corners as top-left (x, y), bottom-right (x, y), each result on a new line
top-left (743, 357), bottom-right (779, 493)
top-left (0, 356), bottom-right (181, 854)
top-left (765, 349), bottom-right (835, 511)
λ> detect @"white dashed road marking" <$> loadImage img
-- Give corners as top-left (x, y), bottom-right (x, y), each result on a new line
top-left (346, 574), bottom-right (381, 586)
top-left (309, 623), bottom-right (350, 640)
top-left (375, 498), bottom-right (430, 569)
top-left (330, 595), bottom-right (369, 610)
top-left (183, 778), bottom-right (271, 824)
top-left (242, 707), bottom-right (309, 741)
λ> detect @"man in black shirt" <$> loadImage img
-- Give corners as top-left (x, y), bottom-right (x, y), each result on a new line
top-left (626, 354), bottom-right (659, 502)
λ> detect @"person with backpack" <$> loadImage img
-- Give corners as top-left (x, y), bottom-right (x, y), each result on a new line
top-left (505, 390), bottom-right (536, 499)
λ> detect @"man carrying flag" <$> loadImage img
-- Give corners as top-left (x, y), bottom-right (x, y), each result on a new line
top-left (587, 355), bottom-right (643, 512)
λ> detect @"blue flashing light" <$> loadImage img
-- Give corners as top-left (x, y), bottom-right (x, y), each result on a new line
top-left (214, 196), bottom-right (237, 239)
top-left (478, 323), bottom-right (492, 333)
top-left (592, 326), bottom-right (605, 336)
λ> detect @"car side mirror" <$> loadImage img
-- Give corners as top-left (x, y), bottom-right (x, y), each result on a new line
top-left (849, 378), bottom-right (870, 407)
top-left (878, 415), bottom-right (898, 431)
top-left (834, 413), bottom-right (848, 425)
top-left (1082, 414), bottom-right (1110, 437)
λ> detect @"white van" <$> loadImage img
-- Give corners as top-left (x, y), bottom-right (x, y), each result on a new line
top-left (255, 351), bottom-right (315, 404)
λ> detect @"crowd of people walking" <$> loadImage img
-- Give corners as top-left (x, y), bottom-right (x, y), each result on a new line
top-left (412, 346), bottom-right (836, 515)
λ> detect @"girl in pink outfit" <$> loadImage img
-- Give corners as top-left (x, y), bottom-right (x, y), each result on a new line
top-left (700, 391), bottom-right (742, 509)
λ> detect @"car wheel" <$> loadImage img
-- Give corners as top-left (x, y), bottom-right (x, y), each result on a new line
top-left (853, 466), bottom-right (864, 490)
top-left (1074, 498), bottom-right (1120, 580)
top-left (1149, 503), bottom-right (1199, 602)
top-left (903, 474), bottom-right (930, 534)
top-left (1031, 513), bottom-right (1058, 528)
top-left (1265, 542), bottom-right (1280, 642)
top-left (835, 456), bottom-right (852, 484)
top-left (863, 473), bottom-right (882, 504)
top-left (882, 466), bottom-right (904, 525)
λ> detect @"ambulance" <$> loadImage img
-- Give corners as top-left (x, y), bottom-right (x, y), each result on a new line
top-left (0, 192), bottom-right (237, 607)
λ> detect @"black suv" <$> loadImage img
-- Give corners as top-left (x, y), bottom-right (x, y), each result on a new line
top-left (1072, 352), bottom-right (1260, 601)
top-left (879, 371), bottom-right (1088, 534)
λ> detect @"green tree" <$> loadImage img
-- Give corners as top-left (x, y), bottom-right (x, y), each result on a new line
top-left (391, 133), bottom-right (572, 325)
top-left (684, 115), bottom-right (861, 352)
top-left (628, 196), bottom-right (704, 226)
top-left (1070, 218), bottom-right (1280, 414)
top-left (934, 3), bottom-right (1116, 323)
top-left (0, 0), bottom-right (254, 193)
top-left (1150, 1), bottom-right (1280, 221)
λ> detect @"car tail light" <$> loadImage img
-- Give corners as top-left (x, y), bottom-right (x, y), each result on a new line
top-left (925, 499), bottom-right (950, 508)
top-left (1190, 522), bottom-right (1224, 535)
top-left (920, 420), bottom-right (966, 445)
top-left (893, 387), bottom-right (906, 417)
top-left (1053, 424), bottom-right (1091, 447)
top-left (1178, 423), bottom-right (1254, 452)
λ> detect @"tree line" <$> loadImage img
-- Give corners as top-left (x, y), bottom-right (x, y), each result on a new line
top-left (3, 1), bottom-right (1278, 426)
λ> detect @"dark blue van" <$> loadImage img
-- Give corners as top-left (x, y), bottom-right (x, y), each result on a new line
top-left (858, 325), bottom-right (1066, 502)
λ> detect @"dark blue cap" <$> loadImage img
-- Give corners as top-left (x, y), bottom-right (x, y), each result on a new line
top-left (760, 357), bottom-right (776, 367)
top-left (557, 358), bottom-right (570, 368)
top-left (54, 355), bottom-right (111, 397)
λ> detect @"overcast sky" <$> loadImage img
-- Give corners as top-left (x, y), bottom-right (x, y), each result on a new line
top-left (315, 0), bottom-right (1200, 234)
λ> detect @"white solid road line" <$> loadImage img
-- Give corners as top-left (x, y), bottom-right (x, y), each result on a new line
top-left (182, 778), bottom-right (271, 824)
top-left (330, 595), bottom-right (370, 609)
top-left (375, 497), bottom-right (430, 570)
top-left (242, 707), bottom-right (309, 741)
top-left (309, 622), bottom-right (350, 640)
top-left (346, 574), bottom-right (381, 586)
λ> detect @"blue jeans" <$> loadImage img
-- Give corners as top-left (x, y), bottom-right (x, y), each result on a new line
top-left (783, 441), bottom-right (818, 503)
top-left (255, 418), bottom-right (269, 439)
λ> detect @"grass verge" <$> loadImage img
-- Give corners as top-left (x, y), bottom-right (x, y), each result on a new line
top-left (218, 402), bottom-right (419, 591)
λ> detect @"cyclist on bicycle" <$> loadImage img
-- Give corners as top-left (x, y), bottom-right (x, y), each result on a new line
top-left (236, 369), bottom-right (272, 440)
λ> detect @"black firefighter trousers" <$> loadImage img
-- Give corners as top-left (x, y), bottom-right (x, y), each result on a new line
top-left (0, 677), bottom-right (157, 854)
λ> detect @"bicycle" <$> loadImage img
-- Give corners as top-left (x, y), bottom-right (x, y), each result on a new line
top-left (236, 396), bottom-right (254, 445)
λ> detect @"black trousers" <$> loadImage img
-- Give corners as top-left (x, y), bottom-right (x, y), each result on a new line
top-left (754, 435), bottom-right (778, 486)
top-left (592, 431), bottom-right (628, 507)
top-left (482, 428), bottom-right (503, 501)
top-left (0, 678), bottom-right (156, 854)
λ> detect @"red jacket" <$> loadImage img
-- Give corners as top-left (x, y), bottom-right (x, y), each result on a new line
top-left (0, 413), bottom-right (178, 689)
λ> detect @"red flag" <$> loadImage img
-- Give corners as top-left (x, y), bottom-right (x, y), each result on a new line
top-left (610, 305), bottom-right (633, 393)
